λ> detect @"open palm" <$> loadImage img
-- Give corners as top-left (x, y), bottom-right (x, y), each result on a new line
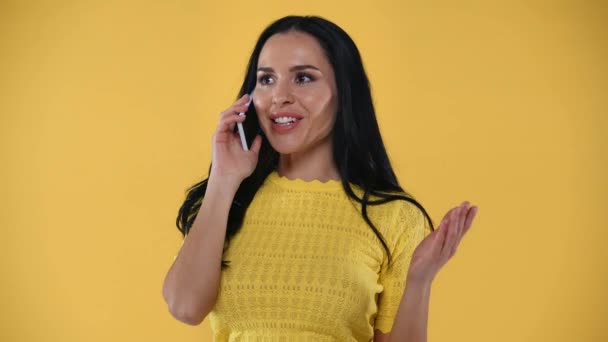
top-left (407, 201), bottom-right (479, 284)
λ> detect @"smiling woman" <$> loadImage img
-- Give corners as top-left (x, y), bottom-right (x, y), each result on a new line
top-left (162, 15), bottom-right (477, 342)
top-left (257, 63), bottom-right (324, 134)
top-left (253, 31), bottom-right (339, 172)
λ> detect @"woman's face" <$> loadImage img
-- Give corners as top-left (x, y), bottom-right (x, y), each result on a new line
top-left (253, 31), bottom-right (338, 155)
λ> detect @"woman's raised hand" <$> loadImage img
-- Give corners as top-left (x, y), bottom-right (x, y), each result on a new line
top-left (209, 94), bottom-right (263, 185)
top-left (407, 201), bottom-right (479, 284)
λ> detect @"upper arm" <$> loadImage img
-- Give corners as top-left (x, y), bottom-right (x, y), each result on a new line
top-left (374, 201), bottom-right (427, 333)
top-left (374, 329), bottom-right (391, 342)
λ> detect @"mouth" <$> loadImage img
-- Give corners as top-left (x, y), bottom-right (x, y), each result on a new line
top-left (269, 113), bottom-right (303, 134)
top-left (272, 117), bottom-right (301, 125)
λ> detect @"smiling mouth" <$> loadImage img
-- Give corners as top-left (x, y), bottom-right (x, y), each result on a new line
top-left (270, 117), bottom-right (302, 133)
top-left (272, 117), bottom-right (301, 125)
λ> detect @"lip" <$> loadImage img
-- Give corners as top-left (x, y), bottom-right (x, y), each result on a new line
top-left (271, 117), bottom-right (301, 134)
top-left (268, 111), bottom-right (304, 135)
top-left (269, 112), bottom-right (304, 120)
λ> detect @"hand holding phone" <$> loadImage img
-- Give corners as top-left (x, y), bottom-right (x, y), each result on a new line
top-left (210, 92), bottom-right (263, 184)
top-left (236, 91), bottom-right (254, 151)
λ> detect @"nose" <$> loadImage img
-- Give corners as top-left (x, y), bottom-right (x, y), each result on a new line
top-left (271, 81), bottom-right (294, 106)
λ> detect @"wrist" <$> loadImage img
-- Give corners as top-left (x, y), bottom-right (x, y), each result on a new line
top-left (208, 172), bottom-right (242, 189)
top-left (406, 274), bottom-right (433, 290)
top-left (207, 175), bottom-right (241, 198)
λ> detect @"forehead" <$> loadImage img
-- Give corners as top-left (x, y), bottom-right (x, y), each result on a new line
top-left (258, 31), bottom-right (331, 69)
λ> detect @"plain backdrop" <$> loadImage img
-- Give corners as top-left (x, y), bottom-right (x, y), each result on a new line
top-left (1, 0), bottom-right (606, 341)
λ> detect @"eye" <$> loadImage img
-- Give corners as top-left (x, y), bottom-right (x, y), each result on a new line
top-left (258, 74), bottom-right (273, 86)
top-left (296, 73), bottom-right (314, 84)
top-left (257, 72), bottom-right (315, 86)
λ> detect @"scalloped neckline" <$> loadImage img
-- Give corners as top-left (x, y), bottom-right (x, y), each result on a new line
top-left (267, 170), bottom-right (343, 191)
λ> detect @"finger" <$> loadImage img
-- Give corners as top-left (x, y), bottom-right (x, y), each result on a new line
top-left (431, 217), bottom-right (444, 242)
top-left (449, 238), bottom-right (462, 259)
top-left (450, 206), bottom-right (464, 258)
top-left (440, 208), bottom-right (459, 261)
top-left (438, 209), bottom-right (452, 252)
top-left (218, 114), bottom-right (247, 133)
top-left (449, 203), bottom-right (469, 257)
top-left (250, 134), bottom-right (263, 154)
top-left (219, 94), bottom-right (251, 117)
top-left (432, 216), bottom-right (449, 248)
top-left (220, 103), bottom-right (250, 119)
top-left (219, 114), bottom-right (246, 131)
top-left (232, 94), bottom-right (253, 109)
top-left (457, 202), bottom-right (470, 239)
top-left (461, 206), bottom-right (478, 237)
top-left (235, 93), bottom-right (249, 104)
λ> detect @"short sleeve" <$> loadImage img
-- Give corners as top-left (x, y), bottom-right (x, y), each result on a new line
top-left (374, 201), bottom-right (430, 333)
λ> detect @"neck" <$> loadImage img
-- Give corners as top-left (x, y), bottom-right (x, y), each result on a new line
top-left (276, 139), bottom-right (340, 182)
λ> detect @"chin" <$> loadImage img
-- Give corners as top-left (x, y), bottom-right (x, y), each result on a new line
top-left (266, 138), bottom-right (301, 155)
top-left (269, 144), bottom-right (299, 155)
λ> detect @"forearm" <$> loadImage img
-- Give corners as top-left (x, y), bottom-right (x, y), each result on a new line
top-left (389, 276), bottom-right (432, 342)
top-left (162, 177), bottom-right (239, 324)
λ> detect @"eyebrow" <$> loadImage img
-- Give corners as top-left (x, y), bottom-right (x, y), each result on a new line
top-left (256, 64), bottom-right (320, 73)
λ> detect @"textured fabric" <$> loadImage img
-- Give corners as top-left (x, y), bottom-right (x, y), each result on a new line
top-left (194, 170), bottom-right (429, 341)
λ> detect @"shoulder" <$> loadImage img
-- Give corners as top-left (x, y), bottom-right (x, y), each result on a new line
top-left (371, 194), bottom-right (426, 228)
top-left (392, 198), bottom-right (427, 229)
top-left (375, 196), bottom-right (429, 251)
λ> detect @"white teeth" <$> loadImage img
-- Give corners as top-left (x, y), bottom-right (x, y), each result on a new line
top-left (273, 117), bottom-right (297, 123)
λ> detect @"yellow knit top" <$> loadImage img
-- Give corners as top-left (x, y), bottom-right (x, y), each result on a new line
top-left (199, 170), bottom-right (430, 341)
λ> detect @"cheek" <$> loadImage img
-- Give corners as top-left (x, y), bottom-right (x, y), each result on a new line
top-left (300, 85), bottom-right (335, 115)
top-left (252, 99), bottom-right (263, 114)
top-left (253, 102), bottom-right (267, 123)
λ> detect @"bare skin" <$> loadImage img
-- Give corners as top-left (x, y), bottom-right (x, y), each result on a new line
top-left (253, 31), bottom-right (480, 341)
top-left (253, 30), bottom-right (340, 183)
top-left (374, 202), bottom-right (479, 341)
top-left (161, 79), bottom-right (263, 326)
top-left (164, 30), bottom-right (480, 340)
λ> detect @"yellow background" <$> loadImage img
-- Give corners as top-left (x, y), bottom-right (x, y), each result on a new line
top-left (1, 0), bottom-right (606, 341)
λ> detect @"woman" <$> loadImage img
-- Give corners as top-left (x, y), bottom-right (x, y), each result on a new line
top-left (163, 15), bottom-right (478, 342)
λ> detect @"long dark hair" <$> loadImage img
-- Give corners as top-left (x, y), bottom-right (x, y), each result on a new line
top-left (176, 15), bottom-right (435, 270)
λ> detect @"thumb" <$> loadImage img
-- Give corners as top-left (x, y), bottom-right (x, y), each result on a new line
top-left (250, 135), bottom-right (263, 154)
top-left (433, 219), bottom-right (448, 245)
